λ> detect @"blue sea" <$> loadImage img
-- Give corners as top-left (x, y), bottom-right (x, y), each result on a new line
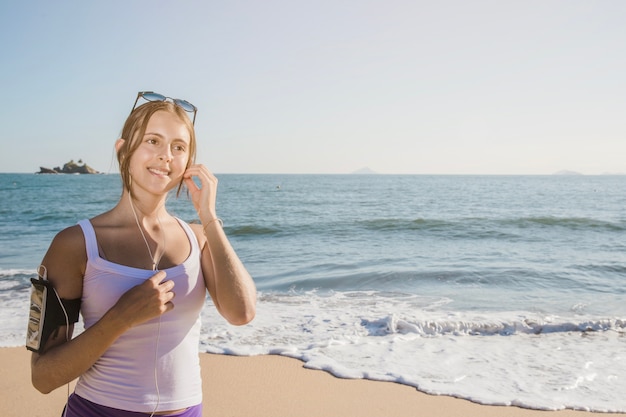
top-left (1, 173), bottom-right (625, 412)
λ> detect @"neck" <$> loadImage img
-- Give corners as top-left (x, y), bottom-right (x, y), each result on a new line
top-left (125, 190), bottom-right (167, 271)
top-left (122, 189), bottom-right (168, 222)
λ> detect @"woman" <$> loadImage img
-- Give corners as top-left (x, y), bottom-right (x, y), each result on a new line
top-left (30, 91), bottom-right (257, 416)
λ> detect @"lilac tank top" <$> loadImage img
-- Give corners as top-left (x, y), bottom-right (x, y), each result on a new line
top-left (74, 219), bottom-right (206, 412)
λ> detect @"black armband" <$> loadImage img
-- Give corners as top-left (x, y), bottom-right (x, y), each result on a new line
top-left (26, 276), bottom-right (81, 353)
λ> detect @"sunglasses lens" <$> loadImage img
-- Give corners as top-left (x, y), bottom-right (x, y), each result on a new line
top-left (133, 92), bottom-right (196, 124)
top-left (141, 92), bottom-right (167, 102)
top-left (174, 99), bottom-right (196, 113)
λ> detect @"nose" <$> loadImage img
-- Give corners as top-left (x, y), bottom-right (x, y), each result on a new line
top-left (159, 148), bottom-right (173, 162)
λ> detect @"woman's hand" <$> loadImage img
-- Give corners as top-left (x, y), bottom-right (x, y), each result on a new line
top-left (111, 271), bottom-right (175, 329)
top-left (183, 164), bottom-right (219, 224)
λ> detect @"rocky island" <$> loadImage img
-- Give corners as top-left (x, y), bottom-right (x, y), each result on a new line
top-left (38, 159), bottom-right (100, 174)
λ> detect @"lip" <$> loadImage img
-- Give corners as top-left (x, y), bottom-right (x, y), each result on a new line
top-left (148, 167), bottom-right (170, 177)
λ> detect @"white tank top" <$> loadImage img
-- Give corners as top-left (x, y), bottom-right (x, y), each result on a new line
top-left (74, 219), bottom-right (206, 412)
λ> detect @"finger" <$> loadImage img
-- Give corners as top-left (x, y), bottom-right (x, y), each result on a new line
top-left (149, 270), bottom-right (167, 285)
top-left (185, 165), bottom-right (216, 184)
top-left (163, 286), bottom-right (175, 307)
top-left (184, 169), bottom-right (209, 191)
top-left (161, 279), bottom-right (175, 292)
top-left (184, 164), bottom-right (206, 178)
top-left (183, 176), bottom-right (199, 192)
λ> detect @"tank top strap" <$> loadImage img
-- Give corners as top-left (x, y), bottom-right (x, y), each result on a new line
top-left (78, 218), bottom-right (197, 262)
top-left (77, 219), bottom-right (100, 261)
top-left (175, 218), bottom-right (201, 254)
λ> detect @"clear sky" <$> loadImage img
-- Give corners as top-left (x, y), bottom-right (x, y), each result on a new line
top-left (1, 0), bottom-right (625, 175)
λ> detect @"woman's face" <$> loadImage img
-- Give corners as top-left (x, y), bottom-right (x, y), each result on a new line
top-left (128, 110), bottom-right (191, 196)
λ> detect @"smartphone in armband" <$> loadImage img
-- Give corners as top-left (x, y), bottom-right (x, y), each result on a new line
top-left (26, 272), bottom-right (81, 353)
top-left (26, 278), bottom-right (51, 352)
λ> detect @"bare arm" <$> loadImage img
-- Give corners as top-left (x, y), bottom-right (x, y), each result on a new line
top-left (197, 221), bottom-right (257, 325)
top-left (184, 165), bottom-right (257, 325)
top-left (31, 226), bottom-right (175, 394)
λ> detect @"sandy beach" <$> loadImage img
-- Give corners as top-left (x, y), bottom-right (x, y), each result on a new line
top-left (2, 347), bottom-right (623, 417)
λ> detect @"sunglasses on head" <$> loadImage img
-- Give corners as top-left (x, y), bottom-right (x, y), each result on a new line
top-left (131, 91), bottom-right (197, 124)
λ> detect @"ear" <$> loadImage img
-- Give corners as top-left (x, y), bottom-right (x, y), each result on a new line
top-left (115, 138), bottom-right (125, 153)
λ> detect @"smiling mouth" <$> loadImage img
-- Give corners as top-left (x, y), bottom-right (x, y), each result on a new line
top-left (148, 167), bottom-right (170, 176)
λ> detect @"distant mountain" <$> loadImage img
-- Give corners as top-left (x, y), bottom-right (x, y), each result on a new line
top-left (553, 170), bottom-right (583, 176)
top-left (351, 167), bottom-right (378, 175)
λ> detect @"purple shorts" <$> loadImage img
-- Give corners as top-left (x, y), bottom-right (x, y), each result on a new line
top-left (63, 394), bottom-right (202, 417)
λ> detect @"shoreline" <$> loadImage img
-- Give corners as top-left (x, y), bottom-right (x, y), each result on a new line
top-left (2, 347), bottom-right (623, 417)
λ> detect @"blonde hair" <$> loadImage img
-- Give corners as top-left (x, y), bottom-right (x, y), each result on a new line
top-left (117, 101), bottom-right (196, 196)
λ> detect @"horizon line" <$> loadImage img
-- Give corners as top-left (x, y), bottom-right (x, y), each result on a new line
top-left (1, 171), bottom-right (625, 176)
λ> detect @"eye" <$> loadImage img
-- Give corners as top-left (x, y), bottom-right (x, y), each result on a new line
top-left (172, 144), bottom-right (187, 154)
top-left (145, 137), bottom-right (159, 145)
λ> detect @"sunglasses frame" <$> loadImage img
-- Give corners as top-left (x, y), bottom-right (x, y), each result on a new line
top-left (131, 91), bottom-right (197, 124)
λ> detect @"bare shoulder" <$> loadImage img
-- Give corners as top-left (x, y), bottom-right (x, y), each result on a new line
top-left (40, 224), bottom-right (86, 299)
top-left (48, 225), bottom-right (86, 256)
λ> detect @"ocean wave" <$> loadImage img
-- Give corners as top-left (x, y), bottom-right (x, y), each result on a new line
top-left (254, 266), bottom-right (606, 296)
top-left (573, 263), bottom-right (626, 278)
top-left (361, 314), bottom-right (626, 337)
top-left (358, 216), bottom-right (625, 235)
top-left (215, 216), bottom-right (626, 241)
top-left (228, 225), bottom-right (283, 236)
top-left (0, 269), bottom-right (33, 291)
top-left (197, 288), bottom-right (626, 412)
top-left (27, 212), bottom-right (83, 224)
top-left (514, 216), bottom-right (626, 232)
top-left (0, 268), bottom-right (34, 278)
